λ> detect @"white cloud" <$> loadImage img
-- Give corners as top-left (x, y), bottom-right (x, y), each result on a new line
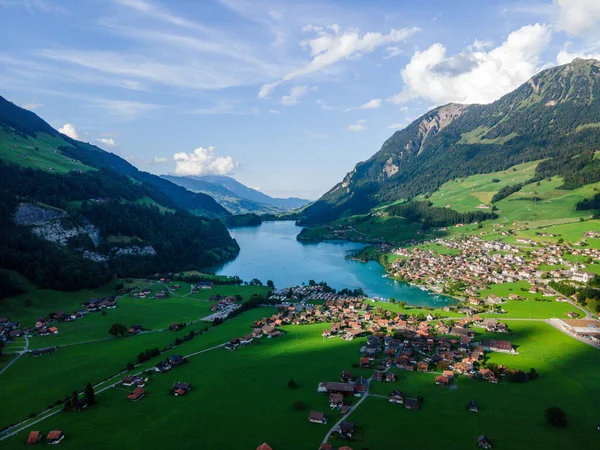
top-left (258, 25), bottom-right (419, 96)
top-left (306, 130), bottom-right (328, 139)
top-left (347, 119), bottom-right (366, 132)
top-left (556, 49), bottom-right (600, 64)
top-left (281, 86), bottom-right (309, 105)
top-left (58, 123), bottom-right (80, 140)
top-left (555, 0), bottom-right (600, 36)
top-left (391, 23), bottom-right (552, 105)
top-left (316, 99), bottom-right (335, 110)
top-left (173, 146), bottom-right (239, 176)
top-left (89, 98), bottom-right (161, 120)
top-left (360, 98), bottom-right (382, 109)
top-left (153, 156), bottom-right (168, 163)
top-left (384, 46), bottom-right (403, 59)
top-left (269, 109), bottom-right (281, 114)
top-left (96, 137), bottom-right (117, 148)
top-left (21, 102), bottom-right (43, 111)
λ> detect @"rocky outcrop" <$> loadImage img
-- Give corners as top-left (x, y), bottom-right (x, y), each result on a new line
top-left (113, 245), bottom-right (156, 257)
top-left (13, 203), bottom-right (66, 225)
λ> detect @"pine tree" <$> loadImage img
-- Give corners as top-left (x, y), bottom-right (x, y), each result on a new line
top-left (85, 382), bottom-right (95, 406)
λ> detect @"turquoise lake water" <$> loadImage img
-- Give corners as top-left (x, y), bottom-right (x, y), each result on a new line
top-left (214, 221), bottom-right (454, 308)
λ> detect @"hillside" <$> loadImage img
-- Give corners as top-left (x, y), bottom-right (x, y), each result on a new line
top-left (302, 58), bottom-right (600, 225)
top-left (161, 175), bottom-right (283, 215)
top-left (0, 96), bottom-right (238, 292)
top-left (196, 175), bottom-right (311, 210)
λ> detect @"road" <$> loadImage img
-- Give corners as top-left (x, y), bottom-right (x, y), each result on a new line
top-left (0, 335), bottom-right (28, 376)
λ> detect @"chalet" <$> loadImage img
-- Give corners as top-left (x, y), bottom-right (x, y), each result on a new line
top-left (169, 323), bottom-right (183, 331)
top-left (405, 397), bottom-right (421, 410)
top-left (360, 357), bottom-right (370, 368)
top-left (478, 434), bottom-right (492, 449)
top-left (31, 347), bottom-right (57, 357)
top-left (308, 411), bottom-right (327, 424)
top-left (26, 431), bottom-right (41, 445)
top-left (373, 371), bottom-right (384, 382)
top-left (388, 390), bottom-right (405, 404)
top-left (47, 327), bottom-right (59, 334)
top-left (385, 372), bottom-right (396, 382)
top-left (169, 355), bottom-right (185, 366)
top-left (128, 325), bottom-right (142, 334)
top-left (267, 330), bottom-right (282, 338)
top-left (46, 430), bottom-right (65, 444)
top-left (477, 340), bottom-right (517, 354)
top-left (338, 421), bottom-right (355, 438)
top-left (468, 400), bottom-right (479, 412)
top-left (123, 376), bottom-right (139, 387)
top-left (340, 370), bottom-right (353, 382)
top-left (194, 282), bottom-right (214, 291)
top-left (172, 382), bottom-right (191, 396)
top-left (321, 382), bottom-right (356, 395)
top-left (416, 361), bottom-right (429, 373)
top-left (127, 387), bottom-right (145, 401)
top-left (154, 361), bottom-right (172, 373)
top-left (435, 375), bottom-right (449, 386)
top-left (256, 443), bottom-right (272, 450)
top-left (442, 370), bottom-right (455, 379)
top-left (329, 393), bottom-right (344, 408)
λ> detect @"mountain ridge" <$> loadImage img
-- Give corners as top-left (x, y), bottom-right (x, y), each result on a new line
top-left (301, 58), bottom-right (600, 225)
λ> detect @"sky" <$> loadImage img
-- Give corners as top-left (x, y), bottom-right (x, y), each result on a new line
top-left (1, 0), bottom-right (600, 199)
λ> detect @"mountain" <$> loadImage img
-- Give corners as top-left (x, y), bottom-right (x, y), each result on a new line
top-left (196, 175), bottom-right (311, 210)
top-left (302, 58), bottom-right (600, 225)
top-left (160, 175), bottom-right (283, 215)
top-left (0, 96), bottom-right (238, 292)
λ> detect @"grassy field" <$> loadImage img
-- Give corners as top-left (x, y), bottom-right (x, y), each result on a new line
top-left (0, 307), bottom-right (277, 430)
top-left (4, 322), bottom-right (371, 449)
top-left (423, 161), bottom-right (540, 212)
top-left (0, 130), bottom-right (91, 174)
top-left (351, 321), bottom-right (600, 449)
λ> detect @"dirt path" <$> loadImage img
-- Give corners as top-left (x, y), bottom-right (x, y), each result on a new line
top-left (0, 335), bottom-right (28, 376)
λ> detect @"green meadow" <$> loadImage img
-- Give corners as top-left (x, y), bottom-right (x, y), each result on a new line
top-left (352, 321), bottom-right (600, 450)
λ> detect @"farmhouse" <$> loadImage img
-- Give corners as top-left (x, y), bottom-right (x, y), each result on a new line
top-left (338, 421), bottom-right (355, 438)
top-left (127, 387), bottom-right (145, 401)
top-left (172, 382), bottom-right (191, 396)
top-left (46, 430), bottom-right (65, 444)
top-left (256, 443), bottom-right (272, 450)
top-left (388, 390), bottom-right (405, 404)
top-left (26, 431), bottom-right (41, 445)
top-left (308, 411), bottom-right (327, 424)
top-left (154, 361), bottom-right (171, 372)
top-left (329, 393), bottom-right (344, 408)
top-left (571, 271), bottom-right (595, 283)
top-left (31, 347), bottom-right (57, 357)
top-left (435, 375), bottom-right (449, 386)
top-left (468, 400), bottom-right (479, 412)
top-left (477, 340), bottom-right (517, 354)
top-left (478, 434), bottom-right (493, 449)
top-left (319, 382), bottom-right (356, 395)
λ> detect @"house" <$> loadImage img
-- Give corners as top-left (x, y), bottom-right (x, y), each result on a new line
top-left (478, 434), bottom-right (492, 449)
top-left (26, 431), bottom-right (41, 445)
top-left (338, 421), bottom-right (355, 438)
top-left (373, 371), bottom-right (384, 381)
top-left (385, 372), bottom-right (396, 382)
top-left (31, 347), bottom-right (57, 357)
top-left (47, 327), bottom-right (59, 334)
top-left (340, 370), bottom-right (353, 382)
top-left (256, 443), bottom-right (272, 450)
top-left (360, 357), bottom-right (370, 368)
top-left (172, 382), bottom-right (191, 396)
top-left (417, 361), bottom-right (429, 372)
top-left (321, 382), bottom-right (356, 395)
top-left (468, 400), bottom-right (479, 413)
top-left (128, 325), bottom-right (142, 334)
top-left (169, 355), bottom-right (185, 366)
top-left (435, 375), bottom-right (449, 386)
top-left (571, 271), bottom-right (595, 283)
top-left (154, 361), bottom-right (172, 373)
top-left (405, 397), bottom-right (421, 410)
top-left (127, 387), bottom-right (145, 401)
top-left (320, 444), bottom-right (332, 450)
top-left (329, 393), bottom-right (344, 408)
top-left (195, 281), bottom-right (214, 289)
top-left (46, 430), bottom-right (65, 445)
top-left (388, 390), bottom-right (405, 404)
top-left (477, 340), bottom-right (517, 354)
top-left (123, 376), bottom-right (141, 387)
top-left (308, 411), bottom-right (327, 424)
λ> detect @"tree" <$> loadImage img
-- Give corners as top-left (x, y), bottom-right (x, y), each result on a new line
top-left (293, 400), bottom-right (306, 410)
top-left (287, 379), bottom-right (299, 389)
top-left (528, 368), bottom-right (539, 380)
top-left (266, 280), bottom-right (275, 289)
top-left (249, 278), bottom-right (263, 286)
top-left (108, 322), bottom-right (127, 337)
top-left (85, 382), bottom-right (96, 406)
top-left (126, 362), bottom-right (135, 371)
top-left (70, 391), bottom-right (78, 411)
top-left (545, 406), bottom-right (567, 427)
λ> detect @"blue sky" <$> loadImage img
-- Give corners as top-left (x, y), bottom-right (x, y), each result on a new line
top-left (1, 0), bottom-right (599, 199)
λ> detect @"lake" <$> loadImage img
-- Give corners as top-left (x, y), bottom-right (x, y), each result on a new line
top-left (214, 221), bottom-right (454, 308)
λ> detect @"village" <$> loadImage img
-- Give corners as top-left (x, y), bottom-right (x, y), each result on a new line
top-left (389, 234), bottom-right (599, 301)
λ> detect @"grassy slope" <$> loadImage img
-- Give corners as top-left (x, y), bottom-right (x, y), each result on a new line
top-left (0, 130), bottom-right (91, 174)
top-left (0, 307), bottom-right (277, 430)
